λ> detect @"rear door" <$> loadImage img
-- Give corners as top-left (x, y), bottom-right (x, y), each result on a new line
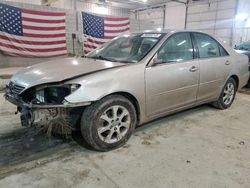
top-left (192, 32), bottom-right (232, 102)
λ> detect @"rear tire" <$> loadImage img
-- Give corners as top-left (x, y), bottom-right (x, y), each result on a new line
top-left (246, 78), bottom-right (250, 88)
top-left (81, 95), bottom-right (137, 151)
top-left (213, 78), bottom-right (237, 110)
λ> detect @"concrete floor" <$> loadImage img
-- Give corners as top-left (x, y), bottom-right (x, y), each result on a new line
top-left (0, 91), bottom-right (250, 188)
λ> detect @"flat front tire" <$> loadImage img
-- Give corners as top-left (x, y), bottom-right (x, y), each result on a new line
top-left (213, 78), bottom-right (237, 109)
top-left (81, 95), bottom-right (137, 151)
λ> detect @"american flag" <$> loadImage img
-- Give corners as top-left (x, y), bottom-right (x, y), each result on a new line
top-left (82, 12), bottom-right (130, 54)
top-left (0, 3), bottom-right (67, 58)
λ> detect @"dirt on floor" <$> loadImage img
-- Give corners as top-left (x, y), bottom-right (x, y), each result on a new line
top-left (0, 90), bottom-right (250, 188)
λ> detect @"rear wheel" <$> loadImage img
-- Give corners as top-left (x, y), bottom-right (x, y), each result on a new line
top-left (81, 95), bottom-right (137, 151)
top-left (246, 78), bottom-right (250, 88)
top-left (213, 78), bottom-right (237, 109)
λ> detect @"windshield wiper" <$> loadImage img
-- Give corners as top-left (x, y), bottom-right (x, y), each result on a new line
top-left (88, 56), bottom-right (135, 64)
top-left (89, 56), bottom-right (118, 62)
top-left (119, 60), bottom-right (134, 64)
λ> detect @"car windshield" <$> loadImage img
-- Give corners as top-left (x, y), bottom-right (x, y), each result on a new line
top-left (87, 33), bottom-right (165, 63)
top-left (236, 41), bottom-right (250, 51)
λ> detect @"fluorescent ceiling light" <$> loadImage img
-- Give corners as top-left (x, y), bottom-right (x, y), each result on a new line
top-left (94, 6), bottom-right (108, 15)
top-left (177, 40), bottom-right (186, 46)
top-left (235, 13), bottom-right (248, 21)
top-left (157, 27), bottom-right (162, 32)
top-left (246, 18), bottom-right (250, 27)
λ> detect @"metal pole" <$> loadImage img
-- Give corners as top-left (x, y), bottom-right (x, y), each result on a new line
top-left (72, 0), bottom-right (79, 55)
top-left (184, 0), bottom-right (190, 29)
top-left (232, 0), bottom-right (239, 47)
top-left (163, 5), bottom-right (166, 30)
top-left (73, 0), bottom-right (78, 31)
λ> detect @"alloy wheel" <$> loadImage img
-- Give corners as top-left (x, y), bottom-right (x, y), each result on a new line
top-left (223, 82), bottom-right (235, 105)
top-left (97, 105), bottom-right (131, 144)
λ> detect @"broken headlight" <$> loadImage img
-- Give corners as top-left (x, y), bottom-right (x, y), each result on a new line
top-left (34, 84), bottom-right (80, 104)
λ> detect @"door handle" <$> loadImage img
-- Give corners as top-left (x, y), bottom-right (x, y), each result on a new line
top-left (225, 60), bottom-right (231, 65)
top-left (189, 66), bottom-right (199, 72)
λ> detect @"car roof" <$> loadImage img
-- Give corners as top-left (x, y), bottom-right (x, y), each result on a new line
top-left (131, 29), bottom-right (237, 56)
top-left (132, 29), bottom-right (209, 35)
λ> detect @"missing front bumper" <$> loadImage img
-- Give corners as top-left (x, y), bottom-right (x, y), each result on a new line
top-left (5, 85), bottom-right (92, 136)
top-left (5, 93), bottom-right (88, 130)
top-left (19, 106), bottom-right (72, 127)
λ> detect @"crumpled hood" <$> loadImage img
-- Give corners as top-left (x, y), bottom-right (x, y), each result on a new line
top-left (11, 57), bottom-right (124, 88)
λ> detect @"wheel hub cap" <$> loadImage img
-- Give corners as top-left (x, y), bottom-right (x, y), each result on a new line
top-left (97, 105), bottom-right (131, 144)
top-left (223, 82), bottom-right (235, 105)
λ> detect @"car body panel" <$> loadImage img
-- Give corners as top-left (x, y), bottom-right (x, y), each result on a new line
top-left (11, 57), bottom-right (125, 89)
top-left (145, 59), bottom-right (199, 116)
top-left (197, 56), bottom-right (232, 102)
top-left (5, 30), bottom-right (250, 127)
top-left (65, 63), bottom-right (147, 123)
top-left (235, 49), bottom-right (250, 62)
top-left (234, 43), bottom-right (250, 87)
top-left (230, 54), bottom-right (249, 88)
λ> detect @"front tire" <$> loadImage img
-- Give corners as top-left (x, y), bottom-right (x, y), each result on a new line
top-left (213, 78), bottom-right (237, 109)
top-left (81, 95), bottom-right (137, 151)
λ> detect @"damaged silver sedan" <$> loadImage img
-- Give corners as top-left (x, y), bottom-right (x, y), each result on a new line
top-left (5, 31), bottom-right (250, 151)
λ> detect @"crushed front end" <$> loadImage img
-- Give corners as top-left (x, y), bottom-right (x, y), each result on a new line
top-left (5, 81), bottom-right (89, 135)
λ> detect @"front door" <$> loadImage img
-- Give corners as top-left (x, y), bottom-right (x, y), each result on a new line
top-left (145, 32), bottom-right (199, 117)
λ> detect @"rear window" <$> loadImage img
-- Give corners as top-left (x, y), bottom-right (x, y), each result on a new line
top-left (193, 33), bottom-right (220, 58)
top-left (219, 45), bottom-right (229, 56)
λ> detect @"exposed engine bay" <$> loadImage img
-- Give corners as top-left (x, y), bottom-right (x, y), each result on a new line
top-left (5, 81), bottom-right (88, 135)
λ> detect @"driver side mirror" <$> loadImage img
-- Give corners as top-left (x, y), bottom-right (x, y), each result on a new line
top-left (152, 58), bottom-right (164, 66)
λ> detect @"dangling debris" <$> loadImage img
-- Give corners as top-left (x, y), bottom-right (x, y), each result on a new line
top-left (45, 118), bottom-right (72, 139)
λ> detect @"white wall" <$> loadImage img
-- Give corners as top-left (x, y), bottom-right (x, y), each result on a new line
top-left (132, 0), bottom-right (238, 46)
top-left (132, 7), bottom-right (165, 31)
top-left (186, 0), bottom-right (237, 45)
top-left (3, 0), bottom-right (41, 5)
top-left (130, 1), bottom-right (186, 32)
top-left (0, 0), bottom-right (129, 67)
top-left (165, 2), bottom-right (186, 30)
top-left (48, 0), bottom-right (129, 17)
top-left (233, 0), bottom-right (250, 46)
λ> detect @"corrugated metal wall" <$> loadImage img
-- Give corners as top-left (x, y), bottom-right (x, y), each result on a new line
top-left (136, 7), bottom-right (165, 31)
top-left (233, 0), bottom-right (250, 46)
top-left (165, 2), bottom-right (186, 30)
top-left (131, 0), bottom-right (239, 46)
top-left (76, 1), bottom-right (129, 17)
top-left (186, 0), bottom-right (237, 45)
top-left (129, 2), bottom-right (186, 32)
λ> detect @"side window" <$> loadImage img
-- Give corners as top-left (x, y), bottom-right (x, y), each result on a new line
top-left (194, 33), bottom-right (220, 58)
top-left (219, 45), bottom-right (229, 56)
top-left (157, 33), bottom-right (194, 63)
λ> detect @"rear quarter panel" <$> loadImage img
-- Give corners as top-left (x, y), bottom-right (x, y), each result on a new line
top-left (215, 38), bottom-right (249, 89)
top-left (230, 52), bottom-right (249, 89)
